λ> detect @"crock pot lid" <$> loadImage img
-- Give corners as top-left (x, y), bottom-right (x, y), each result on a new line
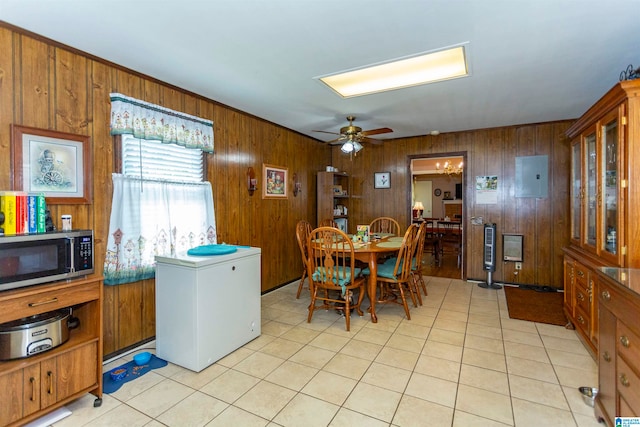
top-left (0, 308), bottom-right (71, 332)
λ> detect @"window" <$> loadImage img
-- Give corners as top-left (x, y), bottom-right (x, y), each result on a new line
top-left (104, 136), bottom-right (216, 286)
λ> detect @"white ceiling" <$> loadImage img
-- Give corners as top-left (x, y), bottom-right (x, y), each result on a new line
top-left (2, 0), bottom-right (639, 144)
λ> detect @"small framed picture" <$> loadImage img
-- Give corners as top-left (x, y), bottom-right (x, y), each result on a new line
top-left (374, 172), bottom-right (391, 189)
top-left (263, 164), bottom-right (288, 199)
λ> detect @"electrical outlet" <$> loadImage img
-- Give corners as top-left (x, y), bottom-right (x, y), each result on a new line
top-left (515, 262), bottom-right (522, 270)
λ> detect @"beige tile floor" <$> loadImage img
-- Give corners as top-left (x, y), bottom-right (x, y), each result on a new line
top-left (53, 277), bottom-right (605, 427)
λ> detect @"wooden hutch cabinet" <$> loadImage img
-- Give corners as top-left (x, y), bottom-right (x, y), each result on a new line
top-left (317, 171), bottom-right (351, 233)
top-left (0, 276), bottom-right (103, 427)
top-left (594, 268), bottom-right (640, 424)
top-left (563, 80), bottom-right (640, 425)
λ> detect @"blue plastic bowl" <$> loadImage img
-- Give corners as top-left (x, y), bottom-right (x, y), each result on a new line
top-left (110, 366), bottom-right (128, 381)
top-left (133, 351), bottom-right (152, 365)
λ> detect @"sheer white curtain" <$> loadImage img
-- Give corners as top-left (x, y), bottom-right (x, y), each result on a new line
top-left (103, 174), bottom-right (217, 285)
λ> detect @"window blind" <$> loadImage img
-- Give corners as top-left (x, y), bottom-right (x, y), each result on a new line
top-left (122, 135), bottom-right (203, 183)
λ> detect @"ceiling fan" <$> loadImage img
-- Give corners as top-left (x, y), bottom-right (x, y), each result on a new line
top-left (313, 116), bottom-right (393, 154)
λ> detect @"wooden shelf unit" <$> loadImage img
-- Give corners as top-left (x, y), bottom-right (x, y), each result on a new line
top-left (317, 171), bottom-right (351, 233)
top-left (0, 276), bottom-right (103, 427)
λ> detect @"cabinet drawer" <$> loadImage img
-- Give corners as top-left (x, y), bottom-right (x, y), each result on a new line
top-left (618, 356), bottom-right (640, 412)
top-left (0, 282), bottom-right (100, 324)
top-left (574, 262), bottom-right (589, 284)
top-left (600, 281), bottom-right (640, 334)
top-left (574, 305), bottom-right (590, 336)
top-left (574, 281), bottom-right (590, 313)
top-left (618, 321), bottom-right (640, 367)
top-left (620, 395), bottom-right (637, 417)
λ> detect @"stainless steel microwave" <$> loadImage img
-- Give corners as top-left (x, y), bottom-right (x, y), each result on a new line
top-left (0, 230), bottom-right (94, 292)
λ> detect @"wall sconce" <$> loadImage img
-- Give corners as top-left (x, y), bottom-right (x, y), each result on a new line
top-left (293, 173), bottom-right (302, 197)
top-left (247, 167), bottom-right (257, 195)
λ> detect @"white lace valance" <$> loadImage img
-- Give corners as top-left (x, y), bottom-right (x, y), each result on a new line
top-left (109, 93), bottom-right (214, 153)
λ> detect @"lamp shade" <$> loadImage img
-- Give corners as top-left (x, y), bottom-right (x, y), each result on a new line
top-left (341, 141), bottom-right (354, 153)
top-left (413, 201), bottom-right (424, 210)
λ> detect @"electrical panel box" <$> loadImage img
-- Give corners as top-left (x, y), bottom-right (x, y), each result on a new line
top-left (515, 155), bottom-right (548, 198)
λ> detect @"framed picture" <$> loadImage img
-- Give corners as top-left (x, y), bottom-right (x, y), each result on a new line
top-left (263, 163), bottom-right (288, 199)
top-left (374, 172), bottom-right (391, 189)
top-left (11, 125), bottom-right (92, 204)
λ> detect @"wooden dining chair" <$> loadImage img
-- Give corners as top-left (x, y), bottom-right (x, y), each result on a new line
top-left (438, 221), bottom-right (462, 268)
top-left (423, 220), bottom-right (440, 266)
top-left (364, 224), bottom-right (418, 320)
top-left (294, 220), bottom-right (313, 299)
top-left (318, 218), bottom-right (338, 228)
top-left (411, 221), bottom-right (429, 300)
top-left (369, 217), bottom-right (401, 236)
top-left (306, 227), bottom-right (366, 331)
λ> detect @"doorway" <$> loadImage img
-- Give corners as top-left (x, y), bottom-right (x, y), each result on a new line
top-left (409, 153), bottom-right (466, 280)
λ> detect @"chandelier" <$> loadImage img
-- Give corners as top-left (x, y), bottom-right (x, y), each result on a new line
top-left (436, 160), bottom-right (463, 175)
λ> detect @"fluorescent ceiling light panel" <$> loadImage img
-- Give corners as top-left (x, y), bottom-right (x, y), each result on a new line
top-left (319, 45), bottom-right (468, 98)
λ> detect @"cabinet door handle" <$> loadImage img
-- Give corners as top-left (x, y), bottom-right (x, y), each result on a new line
top-left (577, 315), bottom-right (585, 325)
top-left (28, 297), bottom-right (59, 307)
top-left (577, 292), bottom-right (584, 302)
top-left (620, 374), bottom-right (630, 387)
top-left (620, 336), bottom-right (630, 348)
top-left (30, 377), bottom-right (36, 401)
top-left (577, 270), bottom-right (585, 277)
top-left (47, 371), bottom-right (53, 395)
top-left (603, 351), bottom-right (611, 362)
top-left (601, 290), bottom-right (611, 301)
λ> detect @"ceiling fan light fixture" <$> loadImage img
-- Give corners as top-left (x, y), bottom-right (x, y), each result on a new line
top-left (317, 44), bottom-right (469, 98)
top-left (352, 141), bottom-right (363, 153)
top-left (341, 141), bottom-right (354, 153)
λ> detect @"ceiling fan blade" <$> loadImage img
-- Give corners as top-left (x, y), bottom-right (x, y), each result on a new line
top-left (327, 137), bottom-right (346, 145)
top-left (361, 136), bottom-right (383, 145)
top-left (361, 127), bottom-right (393, 136)
top-left (312, 130), bottom-right (341, 136)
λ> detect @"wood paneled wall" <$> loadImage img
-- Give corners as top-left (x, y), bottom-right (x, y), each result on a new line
top-left (1, 23), bottom-right (573, 357)
top-left (332, 121), bottom-right (572, 287)
top-left (0, 24), bottom-right (329, 356)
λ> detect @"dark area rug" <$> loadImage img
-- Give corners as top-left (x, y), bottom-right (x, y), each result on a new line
top-left (504, 286), bottom-right (567, 326)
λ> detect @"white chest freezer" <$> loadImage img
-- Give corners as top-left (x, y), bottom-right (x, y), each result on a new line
top-left (155, 246), bottom-right (261, 372)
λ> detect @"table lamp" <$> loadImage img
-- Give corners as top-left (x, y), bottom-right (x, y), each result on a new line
top-left (413, 201), bottom-right (424, 219)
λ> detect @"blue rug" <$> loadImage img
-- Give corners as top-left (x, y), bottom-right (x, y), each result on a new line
top-left (103, 354), bottom-right (168, 394)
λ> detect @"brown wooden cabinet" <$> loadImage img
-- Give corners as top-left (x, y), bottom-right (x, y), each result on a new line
top-left (595, 268), bottom-right (640, 424)
top-left (563, 253), bottom-right (599, 355)
top-left (317, 171), bottom-right (351, 232)
top-left (0, 277), bottom-right (103, 427)
top-left (564, 80), bottom-right (640, 357)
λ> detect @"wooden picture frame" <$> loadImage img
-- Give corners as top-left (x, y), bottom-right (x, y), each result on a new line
top-left (11, 125), bottom-right (92, 204)
top-left (262, 163), bottom-right (288, 199)
top-left (374, 172), bottom-right (391, 189)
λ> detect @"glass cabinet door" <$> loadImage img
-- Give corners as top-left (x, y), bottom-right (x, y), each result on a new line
top-left (601, 115), bottom-right (619, 257)
top-left (584, 131), bottom-right (597, 248)
top-left (571, 141), bottom-right (582, 242)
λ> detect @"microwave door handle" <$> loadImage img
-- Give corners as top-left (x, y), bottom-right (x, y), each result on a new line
top-left (66, 237), bottom-right (75, 273)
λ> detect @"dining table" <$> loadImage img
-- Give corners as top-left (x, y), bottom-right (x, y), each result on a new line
top-left (351, 234), bottom-right (403, 323)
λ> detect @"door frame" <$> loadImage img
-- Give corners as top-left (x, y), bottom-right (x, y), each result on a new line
top-left (407, 151), bottom-right (467, 280)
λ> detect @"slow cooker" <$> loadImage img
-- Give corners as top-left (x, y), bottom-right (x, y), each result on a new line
top-left (0, 308), bottom-right (78, 360)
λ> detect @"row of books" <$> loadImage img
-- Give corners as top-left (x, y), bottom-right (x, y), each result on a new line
top-left (0, 191), bottom-right (47, 235)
